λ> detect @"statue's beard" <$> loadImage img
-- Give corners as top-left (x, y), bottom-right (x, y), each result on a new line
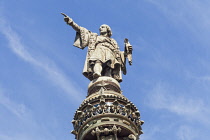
top-left (100, 31), bottom-right (108, 36)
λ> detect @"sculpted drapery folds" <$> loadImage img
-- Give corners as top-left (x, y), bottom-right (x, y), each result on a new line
top-left (62, 13), bottom-right (132, 82)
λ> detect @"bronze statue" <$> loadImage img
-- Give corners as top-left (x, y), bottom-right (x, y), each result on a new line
top-left (62, 13), bottom-right (132, 82)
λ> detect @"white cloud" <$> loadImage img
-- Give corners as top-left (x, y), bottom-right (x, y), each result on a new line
top-left (196, 76), bottom-right (210, 82)
top-left (141, 125), bottom-right (162, 140)
top-left (0, 17), bottom-right (83, 103)
top-left (0, 85), bottom-right (60, 140)
top-left (146, 82), bottom-right (210, 125)
top-left (0, 134), bottom-right (12, 140)
top-left (0, 129), bottom-right (56, 140)
top-left (177, 125), bottom-right (198, 140)
top-left (147, 0), bottom-right (210, 30)
top-left (0, 87), bottom-right (28, 119)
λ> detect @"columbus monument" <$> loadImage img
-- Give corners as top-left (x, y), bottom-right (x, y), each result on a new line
top-left (62, 13), bottom-right (144, 140)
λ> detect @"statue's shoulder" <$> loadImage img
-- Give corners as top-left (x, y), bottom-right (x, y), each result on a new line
top-left (80, 27), bottom-right (98, 36)
top-left (89, 32), bottom-right (98, 40)
top-left (109, 38), bottom-right (118, 47)
top-left (80, 27), bottom-right (90, 35)
top-left (110, 37), bottom-right (117, 42)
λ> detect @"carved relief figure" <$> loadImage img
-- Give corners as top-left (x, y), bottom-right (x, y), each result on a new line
top-left (62, 13), bottom-right (132, 82)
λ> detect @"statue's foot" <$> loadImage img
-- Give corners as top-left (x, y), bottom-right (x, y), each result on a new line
top-left (93, 72), bottom-right (101, 79)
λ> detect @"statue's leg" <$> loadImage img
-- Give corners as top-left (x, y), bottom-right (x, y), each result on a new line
top-left (93, 60), bottom-right (102, 78)
top-left (112, 67), bottom-right (122, 82)
top-left (112, 68), bottom-right (118, 78)
top-left (104, 67), bottom-right (112, 77)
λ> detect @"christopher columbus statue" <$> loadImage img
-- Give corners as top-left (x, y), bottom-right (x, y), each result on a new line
top-left (62, 13), bottom-right (132, 82)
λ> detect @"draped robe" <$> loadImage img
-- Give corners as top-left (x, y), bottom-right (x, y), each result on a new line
top-left (73, 27), bottom-right (126, 82)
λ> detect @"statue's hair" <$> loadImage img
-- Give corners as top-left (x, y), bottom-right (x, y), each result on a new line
top-left (100, 24), bottom-right (112, 37)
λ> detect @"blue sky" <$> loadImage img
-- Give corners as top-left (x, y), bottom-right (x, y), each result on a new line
top-left (1, 0), bottom-right (210, 140)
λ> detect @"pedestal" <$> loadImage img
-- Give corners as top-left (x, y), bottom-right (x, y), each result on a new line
top-left (71, 77), bottom-right (143, 140)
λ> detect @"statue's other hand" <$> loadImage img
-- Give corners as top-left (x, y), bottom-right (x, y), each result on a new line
top-left (128, 45), bottom-right (133, 51)
top-left (64, 17), bottom-right (73, 24)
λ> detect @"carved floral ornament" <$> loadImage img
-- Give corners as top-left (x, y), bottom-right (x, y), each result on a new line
top-left (71, 95), bottom-right (144, 138)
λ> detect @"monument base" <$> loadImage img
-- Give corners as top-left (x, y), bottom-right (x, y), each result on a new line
top-left (71, 76), bottom-right (143, 140)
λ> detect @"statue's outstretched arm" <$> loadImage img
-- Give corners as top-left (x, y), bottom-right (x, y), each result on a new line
top-left (61, 13), bottom-right (81, 32)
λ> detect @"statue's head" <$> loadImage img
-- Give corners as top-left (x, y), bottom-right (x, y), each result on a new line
top-left (99, 24), bottom-right (112, 37)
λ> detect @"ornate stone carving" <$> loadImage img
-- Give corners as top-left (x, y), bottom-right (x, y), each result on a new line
top-left (122, 134), bottom-right (137, 140)
top-left (91, 125), bottom-right (121, 138)
top-left (69, 78), bottom-right (144, 139)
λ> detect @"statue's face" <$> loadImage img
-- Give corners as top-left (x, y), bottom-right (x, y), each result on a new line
top-left (99, 25), bottom-right (108, 34)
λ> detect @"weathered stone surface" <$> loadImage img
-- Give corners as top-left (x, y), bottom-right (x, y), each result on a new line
top-left (62, 13), bottom-right (132, 82)
top-left (87, 76), bottom-right (121, 96)
top-left (70, 77), bottom-right (143, 140)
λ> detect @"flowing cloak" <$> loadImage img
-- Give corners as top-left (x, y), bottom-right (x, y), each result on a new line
top-left (73, 27), bottom-right (126, 82)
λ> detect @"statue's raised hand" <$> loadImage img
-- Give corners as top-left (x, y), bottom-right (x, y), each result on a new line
top-left (64, 17), bottom-right (73, 24)
top-left (61, 13), bottom-right (73, 25)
